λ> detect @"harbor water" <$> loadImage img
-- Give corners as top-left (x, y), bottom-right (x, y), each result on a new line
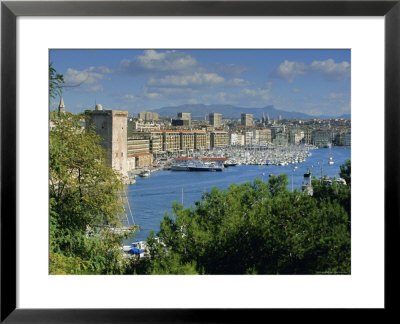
top-left (125, 147), bottom-right (350, 242)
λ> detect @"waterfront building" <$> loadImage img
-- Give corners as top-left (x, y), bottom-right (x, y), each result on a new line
top-left (261, 112), bottom-right (266, 126)
top-left (138, 111), bottom-right (159, 121)
top-left (180, 131), bottom-right (195, 151)
top-left (210, 131), bottom-right (229, 148)
top-left (138, 111), bottom-right (146, 120)
top-left (147, 131), bottom-right (164, 154)
top-left (302, 128), bottom-right (313, 144)
top-left (244, 131), bottom-right (254, 146)
top-left (209, 112), bottom-right (222, 128)
top-left (132, 131), bottom-right (163, 154)
top-left (178, 112), bottom-right (191, 120)
top-left (345, 132), bottom-right (351, 146)
top-left (88, 104), bottom-right (128, 177)
top-left (171, 112), bottom-right (191, 128)
top-left (230, 133), bottom-right (245, 146)
top-left (312, 130), bottom-right (331, 148)
top-left (149, 136), bottom-right (162, 154)
top-left (289, 129), bottom-right (305, 145)
top-left (199, 124), bottom-right (214, 132)
top-left (132, 121), bottom-right (161, 132)
top-left (254, 128), bottom-right (272, 145)
top-left (194, 131), bottom-right (210, 150)
top-left (241, 113), bottom-right (253, 127)
top-left (273, 132), bottom-right (288, 146)
top-left (171, 119), bottom-right (190, 127)
top-left (131, 152), bottom-right (153, 168)
top-left (162, 130), bottom-right (181, 152)
top-left (127, 156), bottom-right (136, 171)
top-left (270, 125), bottom-right (286, 140)
top-left (127, 139), bottom-right (150, 155)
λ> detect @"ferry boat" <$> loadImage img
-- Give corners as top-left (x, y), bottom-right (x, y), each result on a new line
top-left (188, 161), bottom-right (223, 172)
top-left (170, 164), bottom-right (190, 171)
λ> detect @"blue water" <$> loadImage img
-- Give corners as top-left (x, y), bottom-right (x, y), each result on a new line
top-left (126, 147), bottom-right (350, 242)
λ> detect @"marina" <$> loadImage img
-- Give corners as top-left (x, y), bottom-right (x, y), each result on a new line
top-left (162, 144), bottom-right (316, 169)
top-left (124, 146), bottom-right (350, 243)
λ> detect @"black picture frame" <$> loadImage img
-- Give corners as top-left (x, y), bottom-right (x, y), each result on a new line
top-left (1, 0), bottom-right (399, 322)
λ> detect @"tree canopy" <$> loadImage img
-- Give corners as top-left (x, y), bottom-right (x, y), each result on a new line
top-left (340, 159), bottom-right (351, 186)
top-left (49, 113), bottom-right (136, 274)
top-left (49, 62), bottom-right (65, 100)
top-left (133, 168), bottom-right (351, 275)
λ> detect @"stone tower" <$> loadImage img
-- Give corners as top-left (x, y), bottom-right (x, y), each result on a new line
top-left (58, 96), bottom-right (66, 114)
top-left (89, 105), bottom-right (128, 178)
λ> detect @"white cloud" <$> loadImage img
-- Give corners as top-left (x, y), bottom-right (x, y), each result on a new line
top-left (201, 92), bottom-right (230, 104)
top-left (310, 59), bottom-right (350, 80)
top-left (142, 86), bottom-right (199, 101)
top-left (147, 72), bottom-right (225, 87)
top-left (241, 87), bottom-right (271, 100)
top-left (305, 109), bottom-right (323, 116)
top-left (87, 84), bottom-right (104, 92)
top-left (272, 60), bottom-right (307, 83)
top-left (272, 59), bottom-right (350, 82)
top-left (64, 66), bottom-right (110, 84)
top-left (325, 92), bottom-right (348, 99)
top-left (341, 104), bottom-right (351, 112)
top-left (144, 92), bottom-right (161, 100)
top-left (208, 62), bottom-right (248, 76)
top-left (120, 50), bottom-right (197, 74)
top-left (64, 66), bottom-right (112, 92)
top-left (227, 78), bottom-right (250, 87)
top-left (188, 98), bottom-right (198, 104)
top-left (123, 94), bottom-right (135, 102)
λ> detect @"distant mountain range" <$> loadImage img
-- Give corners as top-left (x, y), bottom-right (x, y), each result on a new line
top-left (151, 104), bottom-right (350, 120)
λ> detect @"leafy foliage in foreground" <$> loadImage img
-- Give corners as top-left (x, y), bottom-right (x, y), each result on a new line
top-left (136, 170), bottom-right (351, 275)
top-left (49, 62), bottom-right (65, 100)
top-left (49, 113), bottom-right (136, 274)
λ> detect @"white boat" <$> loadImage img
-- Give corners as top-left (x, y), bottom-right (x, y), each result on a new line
top-left (139, 169), bottom-right (151, 177)
top-left (328, 145), bottom-right (334, 165)
top-left (224, 159), bottom-right (238, 167)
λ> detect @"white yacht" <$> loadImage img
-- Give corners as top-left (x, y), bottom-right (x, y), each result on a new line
top-left (139, 169), bottom-right (151, 177)
top-left (328, 145), bottom-right (334, 165)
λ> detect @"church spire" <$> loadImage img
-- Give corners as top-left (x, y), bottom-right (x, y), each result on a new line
top-left (58, 96), bottom-right (66, 114)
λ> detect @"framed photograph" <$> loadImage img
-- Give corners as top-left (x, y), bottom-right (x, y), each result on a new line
top-left (1, 0), bottom-right (399, 322)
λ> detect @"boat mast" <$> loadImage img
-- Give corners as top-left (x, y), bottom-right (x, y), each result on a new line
top-left (181, 187), bottom-right (184, 205)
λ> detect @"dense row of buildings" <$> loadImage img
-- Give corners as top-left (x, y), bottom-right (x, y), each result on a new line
top-left (55, 99), bottom-right (350, 178)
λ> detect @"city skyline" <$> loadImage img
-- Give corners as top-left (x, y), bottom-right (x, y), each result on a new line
top-left (50, 49), bottom-right (350, 117)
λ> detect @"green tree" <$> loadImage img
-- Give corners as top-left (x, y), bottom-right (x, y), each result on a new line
top-left (49, 113), bottom-right (136, 274)
top-left (340, 159), bottom-right (351, 186)
top-left (49, 62), bottom-right (65, 100)
top-left (148, 171), bottom-right (350, 275)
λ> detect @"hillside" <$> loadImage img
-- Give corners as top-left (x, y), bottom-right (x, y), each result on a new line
top-left (151, 104), bottom-right (343, 120)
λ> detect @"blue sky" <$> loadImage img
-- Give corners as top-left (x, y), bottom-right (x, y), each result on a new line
top-left (50, 49), bottom-right (350, 117)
